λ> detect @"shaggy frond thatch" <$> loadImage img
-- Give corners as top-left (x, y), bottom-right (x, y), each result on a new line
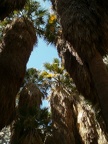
top-left (19, 82), bottom-right (43, 111)
top-left (51, 0), bottom-right (108, 130)
top-left (0, 17), bottom-right (36, 130)
top-left (51, 0), bottom-right (108, 60)
top-left (10, 82), bottom-right (43, 144)
top-left (56, 35), bottom-right (98, 104)
top-left (11, 128), bottom-right (43, 144)
top-left (47, 87), bottom-right (108, 144)
top-left (0, 0), bottom-right (27, 20)
top-left (76, 96), bottom-right (108, 144)
top-left (52, 34), bottom-right (108, 142)
top-left (50, 91), bottom-right (82, 144)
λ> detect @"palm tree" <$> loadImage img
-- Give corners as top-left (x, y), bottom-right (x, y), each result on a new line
top-left (10, 82), bottom-right (43, 144)
top-left (51, 0), bottom-right (108, 131)
top-left (41, 59), bottom-right (108, 144)
top-left (39, 59), bottom-right (81, 144)
top-left (0, 0), bottom-right (58, 43)
top-left (56, 36), bottom-right (98, 104)
top-left (0, 17), bottom-right (36, 130)
top-left (0, 0), bottom-right (52, 130)
top-left (10, 68), bottom-right (52, 144)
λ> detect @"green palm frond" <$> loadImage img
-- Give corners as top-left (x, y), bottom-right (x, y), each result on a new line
top-left (0, 0), bottom-right (59, 44)
top-left (44, 63), bottom-right (52, 72)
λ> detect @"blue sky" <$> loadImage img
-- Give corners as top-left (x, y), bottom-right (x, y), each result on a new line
top-left (27, 0), bottom-right (59, 70)
top-left (27, 38), bottom-right (59, 70)
top-left (27, 0), bottom-right (59, 107)
top-left (27, 38), bottom-right (59, 108)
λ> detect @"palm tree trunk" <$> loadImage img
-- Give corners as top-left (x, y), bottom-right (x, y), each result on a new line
top-left (56, 38), bottom-right (98, 104)
top-left (0, 18), bottom-right (36, 130)
top-left (50, 91), bottom-right (83, 144)
top-left (56, 37), bottom-right (108, 142)
top-left (88, 50), bottom-right (108, 130)
top-left (51, 0), bottom-right (108, 131)
top-left (10, 82), bottom-right (43, 144)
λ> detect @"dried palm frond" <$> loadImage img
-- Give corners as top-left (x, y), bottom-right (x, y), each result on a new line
top-left (19, 82), bottom-right (43, 111)
top-left (56, 35), bottom-right (98, 104)
top-left (49, 89), bottom-right (82, 144)
top-left (48, 87), bottom-right (108, 144)
top-left (11, 128), bottom-right (43, 144)
top-left (51, 0), bottom-right (108, 60)
top-left (52, 0), bottom-right (108, 131)
top-left (77, 95), bottom-right (108, 144)
top-left (0, 0), bottom-right (27, 20)
top-left (19, 130), bottom-right (43, 144)
top-left (0, 17), bottom-right (36, 130)
top-left (53, 34), bottom-right (108, 143)
top-left (10, 82), bottom-right (43, 144)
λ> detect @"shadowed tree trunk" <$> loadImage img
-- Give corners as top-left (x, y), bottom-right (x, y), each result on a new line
top-left (51, 0), bottom-right (108, 131)
top-left (56, 37), bottom-right (107, 140)
top-left (10, 82), bottom-right (43, 144)
top-left (46, 90), bottom-right (83, 144)
top-left (56, 37), bottom-right (98, 104)
top-left (88, 50), bottom-right (108, 129)
top-left (41, 59), bottom-right (108, 144)
top-left (76, 95), bottom-right (108, 144)
top-left (45, 85), bottom-right (108, 144)
top-left (0, 18), bottom-right (36, 130)
top-left (0, 0), bottom-right (27, 20)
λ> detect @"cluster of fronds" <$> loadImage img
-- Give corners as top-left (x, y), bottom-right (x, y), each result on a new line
top-left (10, 82), bottom-right (43, 144)
top-left (10, 81), bottom-right (52, 144)
top-left (0, 0), bottom-right (59, 44)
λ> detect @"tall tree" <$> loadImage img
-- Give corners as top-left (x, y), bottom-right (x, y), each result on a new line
top-left (0, 0), bottom-right (52, 130)
top-left (0, 17), bottom-right (36, 130)
top-left (40, 59), bottom-right (81, 144)
top-left (10, 82), bottom-right (43, 144)
top-left (56, 41), bottom-right (108, 143)
top-left (40, 59), bottom-right (108, 144)
top-left (10, 68), bottom-right (52, 144)
top-left (51, 0), bottom-right (108, 131)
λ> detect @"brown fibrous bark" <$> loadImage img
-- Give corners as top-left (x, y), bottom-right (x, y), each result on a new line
top-left (0, 17), bottom-right (36, 130)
